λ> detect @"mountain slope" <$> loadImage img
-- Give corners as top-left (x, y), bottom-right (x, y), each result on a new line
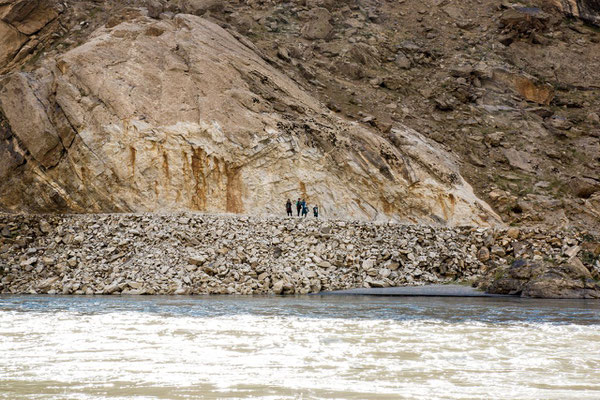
top-left (0, 12), bottom-right (498, 224)
top-left (1, 0), bottom-right (599, 229)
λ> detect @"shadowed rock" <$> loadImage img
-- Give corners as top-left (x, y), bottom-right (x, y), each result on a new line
top-left (551, 0), bottom-right (600, 25)
top-left (484, 259), bottom-right (600, 299)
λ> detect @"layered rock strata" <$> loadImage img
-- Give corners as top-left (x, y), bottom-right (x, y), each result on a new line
top-left (1, 213), bottom-right (598, 298)
top-left (551, 0), bottom-right (600, 25)
top-left (0, 0), bottom-right (60, 72)
top-left (0, 13), bottom-right (499, 225)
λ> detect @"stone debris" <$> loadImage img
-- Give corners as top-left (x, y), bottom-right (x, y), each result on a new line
top-left (0, 213), bottom-right (598, 298)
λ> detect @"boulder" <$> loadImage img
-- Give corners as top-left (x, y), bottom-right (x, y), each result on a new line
top-left (564, 245), bottom-right (581, 258)
top-left (499, 7), bottom-right (550, 34)
top-left (485, 259), bottom-right (600, 298)
top-left (395, 52), bottom-right (412, 69)
top-left (506, 227), bottom-right (520, 239)
top-left (103, 281), bottom-right (121, 294)
top-left (36, 276), bottom-right (59, 291)
top-left (502, 148), bottom-right (537, 172)
top-left (522, 266), bottom-right (598, 298)
top-left (362, 259), bottom-right (375, 270)
top-left (272, 280), bottom-right (284, 294)
top-left (39, 219), bottom-right (51, 233)
top-left (188, 255), bottom-right (206, 265)
top-left (347, 43), bottom-right (380, 68)
top-left (570, 177), bottom-right (600, 199)
top-left (477, 247), bottom-right (490, 262)
top-left (301, 7), bottom-right (333, 40)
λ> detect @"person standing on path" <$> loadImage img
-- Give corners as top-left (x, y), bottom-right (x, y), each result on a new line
top-left (286, 199), bottom-right (293, 216)
top-left (296, 198), bottom-right (302, 216)
top-left (302, 202), bottom-right (309, 218)
top-left (313, 205), bottom-right (319, 218)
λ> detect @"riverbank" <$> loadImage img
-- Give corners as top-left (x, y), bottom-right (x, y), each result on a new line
top-left (0, 213), bottom-right (598, 297)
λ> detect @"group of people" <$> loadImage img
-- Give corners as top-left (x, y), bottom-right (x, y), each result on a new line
top-left (286, 198), bottom-right (319, 218)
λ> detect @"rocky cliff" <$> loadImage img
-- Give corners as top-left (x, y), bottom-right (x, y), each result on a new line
top-left (0, 2), bottom-right (499, 225)
top-left (1, 0), bottom-right (599, 230)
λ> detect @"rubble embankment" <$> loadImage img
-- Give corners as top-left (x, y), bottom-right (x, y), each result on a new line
top-left (0, 213), bottom-right (598, 298)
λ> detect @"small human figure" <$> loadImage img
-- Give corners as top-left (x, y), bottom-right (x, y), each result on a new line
top-left (313, 205), bottom-right (319, 218)
top-left (296, 198), bottom-right (302, 217)
top-left (302, 203), bottom-right (309, 217)
top-left (286, 199), bottom-right (292, 216)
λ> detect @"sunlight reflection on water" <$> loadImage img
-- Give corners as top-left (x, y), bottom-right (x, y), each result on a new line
top-left (1, 295), bottom-right (599, 399)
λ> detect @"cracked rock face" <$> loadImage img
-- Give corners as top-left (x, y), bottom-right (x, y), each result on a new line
top-left (551, 0), bottom-right (600, 25)
top-left (0, 14), bottom-right (500, 225)
top-left (0, 0), bottom-right (59, 72)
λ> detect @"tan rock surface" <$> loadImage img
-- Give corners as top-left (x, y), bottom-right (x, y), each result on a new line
top-left (0, 20), bottom-right (27, 67)
top-left (1, 0), bottom-right (58, 35)
top-left (0, 72), bottom-right (64, 167)
top-left (0, 14), bottom-right (500, 225)
top-left (301, 7), bottom-right (333, 40)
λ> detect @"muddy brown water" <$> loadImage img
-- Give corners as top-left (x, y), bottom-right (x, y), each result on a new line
top-left (1, 295), bottom-right (599, 399)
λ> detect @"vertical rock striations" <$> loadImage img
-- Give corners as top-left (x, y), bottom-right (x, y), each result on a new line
top-left (0, 14), bottom-right (500, 225)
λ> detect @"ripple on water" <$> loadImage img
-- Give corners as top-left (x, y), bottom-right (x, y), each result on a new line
top-left (0, 295), bottom-right (599, 399)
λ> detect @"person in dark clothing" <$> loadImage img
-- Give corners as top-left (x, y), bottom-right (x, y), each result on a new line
top-left (286, 199), bottom-right (293, 216)
top-left (296, 198), bottom-right (302, 216)
top-left (313, 205), bottom-right (319, 218)
top-left (300, 199), bottom-right (307, 217)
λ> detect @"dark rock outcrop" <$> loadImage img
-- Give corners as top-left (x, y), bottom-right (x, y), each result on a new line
top-left (552, 0), bottom-right (600, 25)
top-left (484, 259), bottom-right (600, 299)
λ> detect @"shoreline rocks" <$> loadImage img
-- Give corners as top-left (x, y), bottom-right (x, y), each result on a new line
top-left (481, 259), bottom-right (600, 299)
top-left (0, 212), bottom-right (599, 298)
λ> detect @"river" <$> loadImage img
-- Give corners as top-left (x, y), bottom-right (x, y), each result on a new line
top-left (1, 295), bottom-right (599, 399)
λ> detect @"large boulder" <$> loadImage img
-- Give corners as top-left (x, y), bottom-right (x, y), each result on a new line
top-left (484, 259), bottom-right (600, 299)
top-left (499, 7), bottom-right (551, 33)
top-left (301, 7), bottom-right (333, 40)
top-left (570, 176), bottom-right (600, 199)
